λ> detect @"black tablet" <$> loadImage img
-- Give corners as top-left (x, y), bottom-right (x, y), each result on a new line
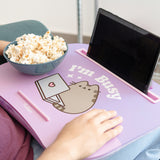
top-left (87, 8), bottom-right (160, 94)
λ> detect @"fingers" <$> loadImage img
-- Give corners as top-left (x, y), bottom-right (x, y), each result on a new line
top-left (80, 109), bottom-right (123, 137)
top-left (103, 125), bottom-right (123, 142)
top-left (92, 110), bottom-right (117, 125)
top-left (82, 109), bottom-right (117, 120)
top-left (81, 109), bottom-right (122, 130)
top-left (87, 109), bottom-right (123, 145)
top-left (81, 109), bottom-right (106, 119)
top-left (100, 116), bottom-right (123, 133)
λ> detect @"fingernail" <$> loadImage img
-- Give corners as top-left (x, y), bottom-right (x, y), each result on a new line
top-left (117, 116), bottom-right (123, 122)
top-left (115, 125), bottom-right (123, 135)
top-left (118, 125), bottom-right (123, 132)
top-left (113, 125), bottom-right (123, 135)
top-left (109, 110), bottom-right (117, 116)
top-left (112, 110), bottom-right (117, 115)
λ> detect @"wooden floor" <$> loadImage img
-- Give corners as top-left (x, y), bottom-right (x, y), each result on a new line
top-left (52, 32), bottom-right (90, 44)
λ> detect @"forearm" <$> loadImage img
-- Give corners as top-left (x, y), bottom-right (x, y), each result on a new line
top-left (37, 109), bottom-right (123, 160)
top-left (0, 41), bottom-right (10, 56)
top-left (38, 141), bottom-right (73, 160)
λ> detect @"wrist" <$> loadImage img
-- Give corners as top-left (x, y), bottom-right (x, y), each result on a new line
top-left (50, 140), bottom-right (76, 160)
top-left (38, 140), bottom-right (76, 160)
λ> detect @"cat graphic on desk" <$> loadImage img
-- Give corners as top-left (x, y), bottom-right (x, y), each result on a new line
top-left (35, 74), bottom-right (99, 114)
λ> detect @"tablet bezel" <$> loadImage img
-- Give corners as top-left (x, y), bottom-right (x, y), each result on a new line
top-left (87, 8), bottom-right (160, 94)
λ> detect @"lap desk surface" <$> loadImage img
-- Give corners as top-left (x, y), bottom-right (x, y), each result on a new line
top-left (0, 43), bottom-right (160, 160)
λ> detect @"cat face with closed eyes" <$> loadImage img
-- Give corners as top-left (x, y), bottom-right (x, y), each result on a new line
top-left (53, 81), bottom-right (99, 114)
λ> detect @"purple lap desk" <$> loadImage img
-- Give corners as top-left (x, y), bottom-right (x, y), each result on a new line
top-left (0, 44), bottom-right (160, 160)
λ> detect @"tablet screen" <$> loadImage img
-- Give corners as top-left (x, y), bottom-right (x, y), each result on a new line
top-left (87, 8), bottom-right (160, 94)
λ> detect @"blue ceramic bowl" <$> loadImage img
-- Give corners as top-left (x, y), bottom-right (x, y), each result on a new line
top-left (3, 41), bottom-right (68, 75)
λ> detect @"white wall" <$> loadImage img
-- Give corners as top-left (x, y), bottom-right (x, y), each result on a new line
top-left (99, 0), bottom-right (160, 36)
top-left (0, 0), bottom-right (79, 34)
top-left (0, 0), bottom-right (160, 37)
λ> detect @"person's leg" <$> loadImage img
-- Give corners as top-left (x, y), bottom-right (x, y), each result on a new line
top-left (134, 143), bottom-right (160, 160)
top-left (0, 20), bottom-right (48, 64)
top-left (0, 20), bottom-right (48, 159)
top-left (100, 127), bottom-right (160, 160)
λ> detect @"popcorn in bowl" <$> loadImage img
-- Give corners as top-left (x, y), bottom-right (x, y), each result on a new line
top-left (5, 31), bottom-right (67, 64)
top-left (3, 31), bottom-right (68, 75)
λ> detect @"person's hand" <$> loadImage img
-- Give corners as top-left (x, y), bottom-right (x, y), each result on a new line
top-left (0, 41), bottom-right (10, 56)
top-left (38, 109), bottom-right (123, 160)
